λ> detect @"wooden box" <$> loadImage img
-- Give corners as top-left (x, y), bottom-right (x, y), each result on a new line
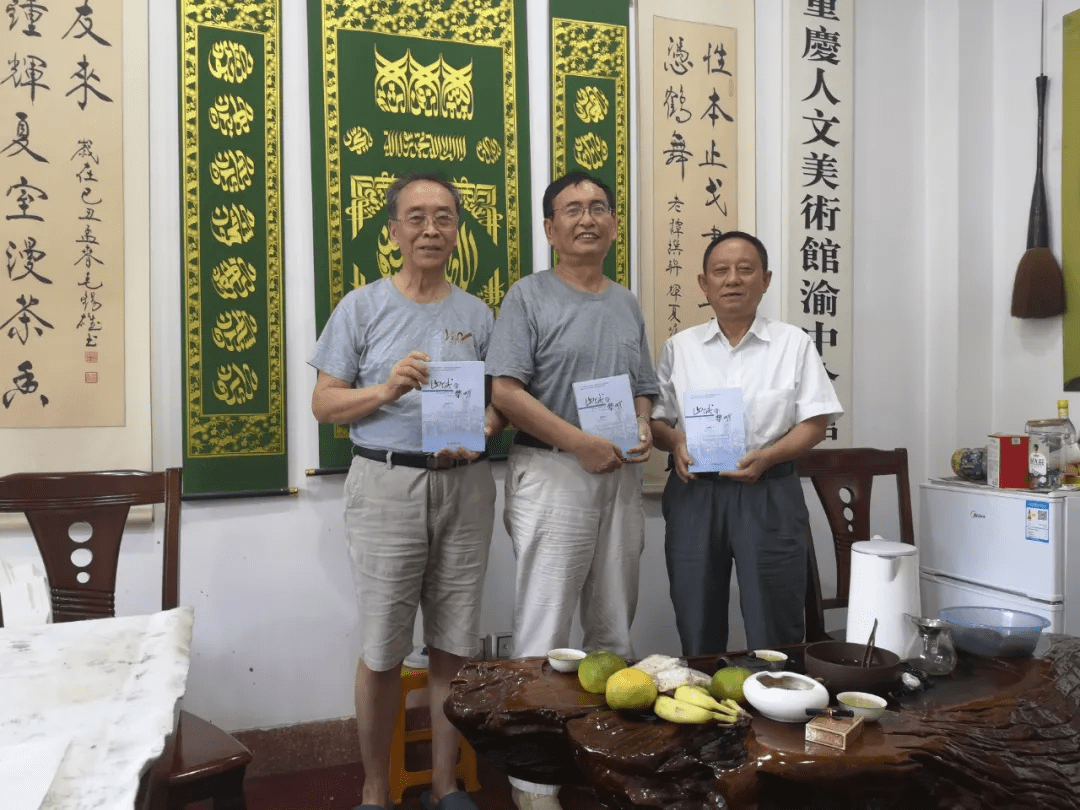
top-left (805, 714), bottom-right (864, 750)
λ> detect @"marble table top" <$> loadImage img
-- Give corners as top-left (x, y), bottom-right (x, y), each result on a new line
top-left (0, 608), bottom-right (194, 810)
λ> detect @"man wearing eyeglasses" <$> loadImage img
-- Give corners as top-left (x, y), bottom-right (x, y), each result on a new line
top-left (309, 173), bottom-right (501, 810)
top-left (486, 171), bottom-right (658, 810)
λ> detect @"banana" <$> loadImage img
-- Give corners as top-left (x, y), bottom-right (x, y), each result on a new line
top-left (690, 684), bottom-right (711, 696)
top-left (674, 685), bottom-right (725, 713)
top-left (654, 695), bottom-right (716, 724)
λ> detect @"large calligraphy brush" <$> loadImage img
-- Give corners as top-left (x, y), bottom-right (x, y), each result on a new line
top-left (1012, 0), bottom-right (1066, 318)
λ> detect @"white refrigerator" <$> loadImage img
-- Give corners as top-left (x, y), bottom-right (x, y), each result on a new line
top-left (919, 478), bottom-right (1080, 633)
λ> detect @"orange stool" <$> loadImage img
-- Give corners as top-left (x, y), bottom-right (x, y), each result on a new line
top-left (389, 665), bottom-right (481, 804)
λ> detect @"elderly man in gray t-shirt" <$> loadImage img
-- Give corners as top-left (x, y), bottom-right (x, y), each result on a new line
top-left (310, 174), bottom-right (501, 810)
top-left (486, 172), bottom-right (658, 810)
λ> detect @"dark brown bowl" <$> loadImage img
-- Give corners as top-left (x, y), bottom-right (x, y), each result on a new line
top-left (803, 641), bottom-right (903, 694)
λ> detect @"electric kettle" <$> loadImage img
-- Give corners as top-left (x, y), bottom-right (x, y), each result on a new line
top-left (845, 535), bottom-right (921, 657)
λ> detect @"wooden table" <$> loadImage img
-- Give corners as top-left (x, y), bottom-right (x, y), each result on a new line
top-left (0, 608), bottom-right (193, 810)
top-left (446, 637), bottom-right (1080, 809)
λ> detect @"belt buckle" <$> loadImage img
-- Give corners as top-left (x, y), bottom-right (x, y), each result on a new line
top-left (427, 454), bottom-right (454, 471)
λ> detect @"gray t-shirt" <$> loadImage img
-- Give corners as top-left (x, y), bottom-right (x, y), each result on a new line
top-left (486, 270), bottom-right (658, 427)
top-left (308, 277), bottom-right (494, 452)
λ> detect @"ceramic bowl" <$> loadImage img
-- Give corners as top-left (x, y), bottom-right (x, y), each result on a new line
top-left (837, 691), bottom-right (887, 722)
top-left (803, 641), bottom-right (904, 694)
top-left (742, 670), bottom-right (829, 723)
top-left (752, 650), bottom-right (788, 672)
top-left (547, 648), bottom-right (586, 673)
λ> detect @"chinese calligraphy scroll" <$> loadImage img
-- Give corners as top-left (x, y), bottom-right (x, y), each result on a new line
top-left (782, 0), bottom-right (853, 445)
top-left (307, 0), bottom-right (532, 469)
top-left (637, 0), bottom-right (756, 357)
top-left (1063, 9), bottom-right (1080, 390)
top-left (179, 0), bottom-right (288, 494)
top-left (636, 0), bottom-right (756, 493)
top-left (550, 0), bottom-right (629, 287)
top-left (1, 0), bottom-right (127, 431)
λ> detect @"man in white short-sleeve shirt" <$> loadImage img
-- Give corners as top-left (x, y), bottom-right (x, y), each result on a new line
top-left (650, 231), bottom-right (843, 656)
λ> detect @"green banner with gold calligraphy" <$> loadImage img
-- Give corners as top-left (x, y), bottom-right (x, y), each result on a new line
top-left (179, 1), bottom-right (288, 494)
top-left (308, 0), bottom-right (533, 469)
top-left (551, 0), bottom-right (630, 288)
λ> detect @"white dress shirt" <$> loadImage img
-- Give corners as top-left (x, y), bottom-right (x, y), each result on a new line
top-left (652, 315), bottom-right (843, 451)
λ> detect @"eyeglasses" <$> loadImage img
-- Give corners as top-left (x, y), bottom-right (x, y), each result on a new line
top-left (393, 211), bottom-right (459, 230)
top-left (551, 201), bottom-right (613, 220)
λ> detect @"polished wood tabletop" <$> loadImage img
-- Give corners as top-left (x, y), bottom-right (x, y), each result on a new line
top-left (446, 637), bottom-right (1080, 809)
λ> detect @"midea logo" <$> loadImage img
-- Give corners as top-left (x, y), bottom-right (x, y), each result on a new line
top-left (970, 510), bottom-right (986, 519)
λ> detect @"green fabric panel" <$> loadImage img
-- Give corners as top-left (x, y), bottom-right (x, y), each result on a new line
top-left (550, 0), bottom-right (630, 287)
top-left (178, 1), bottom-right (288, 494)
top-left (307, 0), bottom-right (533, 469)
top-left (1064, 10), bottom-right (1080, 389)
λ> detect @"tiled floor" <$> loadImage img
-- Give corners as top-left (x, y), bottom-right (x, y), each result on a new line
top-left (237, 756), bottom-right (604, 810)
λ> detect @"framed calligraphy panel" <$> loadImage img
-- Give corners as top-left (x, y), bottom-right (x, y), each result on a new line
top-left (782, 0), bottom-right (854, 445)
top-left (551, 0), bottom-right (630, 287)
top-left (1, 0), bottom-right (153, 483)
top-left (307, 0), bottom-right (532, 469)
top-left (179, 0), bottom-right (288, 494)
top-left (636, 0), bottom-right (756, 492)
top-left (1063, 9), bottom-right (1080, 390)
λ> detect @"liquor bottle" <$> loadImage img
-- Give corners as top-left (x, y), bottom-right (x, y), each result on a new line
top-left (1058, 400), bottom-right (1080, 486)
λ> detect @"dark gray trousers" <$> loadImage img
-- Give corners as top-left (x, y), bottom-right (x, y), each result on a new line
top-left (661, 468), bottom-right (809, 656)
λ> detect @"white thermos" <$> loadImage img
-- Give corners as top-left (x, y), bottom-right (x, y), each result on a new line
top-left (846, 535), bottom-right (921, 657)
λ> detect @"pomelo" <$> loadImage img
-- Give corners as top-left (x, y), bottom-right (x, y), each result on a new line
top-left (710, 666), bottom-right (752, 703)
top-left (605, 667), bottom-right (658, 710)
top-left (577, 650), bottom-right (627, 693)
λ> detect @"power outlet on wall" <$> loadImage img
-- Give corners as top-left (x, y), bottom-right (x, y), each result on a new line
top-left (488, 631), bottom-right (513, 659)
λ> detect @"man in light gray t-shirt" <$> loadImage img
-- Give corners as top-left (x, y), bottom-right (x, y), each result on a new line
top-left (309, 174), bottom-right (499, 810)
top-left (486, 171), bottom-right (657, 810)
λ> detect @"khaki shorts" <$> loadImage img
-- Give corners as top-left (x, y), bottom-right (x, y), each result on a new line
top-left (344, 455), bottom-right (495, 671)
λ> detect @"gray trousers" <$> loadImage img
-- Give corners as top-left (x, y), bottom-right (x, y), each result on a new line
top-left (661, 467), bottom-right (809, 656)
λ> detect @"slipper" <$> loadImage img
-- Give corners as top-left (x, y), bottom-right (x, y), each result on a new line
top-left (351, 803), bottom-right (393, 810)
top-left (420, 789), bottom-right (479, 810)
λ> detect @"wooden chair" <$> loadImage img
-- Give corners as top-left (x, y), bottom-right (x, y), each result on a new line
top-left (0, 469), bottom-right (253, 810)
top-left (798, 448), bottom-right (915, 643)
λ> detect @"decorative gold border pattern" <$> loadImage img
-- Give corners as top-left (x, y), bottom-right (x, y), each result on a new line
top-left (552, 18), bottom-right (629, 287)
top-left (181, 2), bottom-right (284, 457)
top-left (317, 1), bottom-right (524, 310)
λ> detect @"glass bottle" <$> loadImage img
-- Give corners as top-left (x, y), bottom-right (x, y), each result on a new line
top-left (1058, 400), bottom-right (1080, 486)
top-left (1026, 417), bottom-right (1071, 489)
top-left (904, 615), bottom-right (957, 676)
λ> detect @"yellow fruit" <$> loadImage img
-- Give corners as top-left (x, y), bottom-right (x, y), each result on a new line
top-left (710, 666), bottom-right (752, 703)
top-left (605, 668), bottom-right (658, 710)
top-left (578, 650), bottom-right (628, 693)
top-left (654, 695), bottom-right (716, 724)
top-left (673, 685), bottom-right (725, 712)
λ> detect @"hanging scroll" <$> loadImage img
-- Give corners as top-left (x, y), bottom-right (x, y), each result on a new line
top-left (1063, 9), bottom-right (1080, 390)
top-left (0, 0), bottom-right (153, 478)
top-left (636, 0), bottom-right (756, 357)
top-left (550, 0), bottom-right (630, 287)
top-left (781, 0), bottom-right (854, 445)
top-left (179, 0), bottom-right (287, 495)
top-left (308, 0), bottom-right (532, 469)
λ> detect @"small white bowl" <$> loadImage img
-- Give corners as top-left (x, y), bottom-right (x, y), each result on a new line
top-left (753, 649), bottom-right (789, 672)
top-left (837, 691), bottom-right (887, 722)
top-left (742, 671), bottom-right (829, 723)
top-left (547, 648), bottom-right (586, 673)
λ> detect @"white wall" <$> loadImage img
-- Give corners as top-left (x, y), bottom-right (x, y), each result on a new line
top-left (2, 0), bottom-right (1075, 732)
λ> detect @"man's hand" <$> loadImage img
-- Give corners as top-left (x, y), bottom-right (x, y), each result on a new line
top-left (574, 434), bottom-right (626, 474)
top-left (670, 433), bottom-right (697, 482)
top-left (484, 404), bottom-right (508, 438)
top-left (719, 449), bottom-right (774, 484)
top-left (383, 350), bottom-right (430, 401)
top-left (434, 445), bottom-right (483, 462)
top-left (622, 415), bottom-right (653, 465)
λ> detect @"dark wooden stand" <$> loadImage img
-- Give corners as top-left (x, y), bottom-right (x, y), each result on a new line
top-left (446, 638), bottom-right (1080, 809)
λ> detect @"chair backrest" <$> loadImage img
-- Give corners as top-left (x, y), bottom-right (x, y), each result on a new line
top-left (0, 469), bottom-right (181, 623)
top-left (798, 448), bottom-right (914, 642)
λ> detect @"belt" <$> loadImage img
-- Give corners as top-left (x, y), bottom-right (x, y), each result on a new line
top-left (512, 432), bottom-right (561, 452)
top-left (690, 460), bottom-right (796, 482)
top-left (352, 444), bottom-right (487, 470)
